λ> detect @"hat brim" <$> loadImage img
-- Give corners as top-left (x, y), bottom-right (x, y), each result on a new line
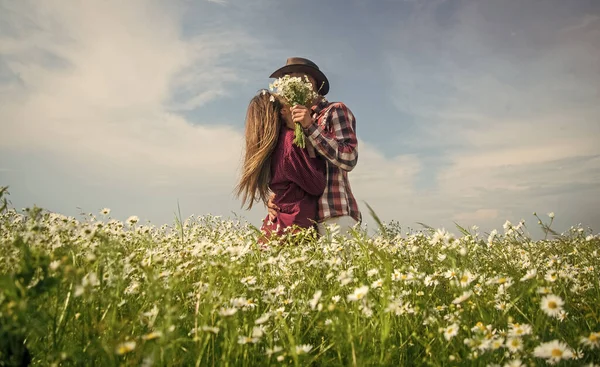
top-left (269, 65), bottom-right (330, 96)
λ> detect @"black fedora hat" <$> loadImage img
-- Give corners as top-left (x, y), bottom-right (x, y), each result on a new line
top-left (269, 57), bottom-right (330, 96)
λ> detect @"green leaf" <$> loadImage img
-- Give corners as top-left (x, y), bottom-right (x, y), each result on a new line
top-left (453, 222), bottom-right (470, 237)
top-left (364, 201), bottom-right (387, 239)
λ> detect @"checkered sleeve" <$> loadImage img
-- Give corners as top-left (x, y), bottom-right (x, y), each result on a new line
top-left (305, 103), bottom-right (358, 172)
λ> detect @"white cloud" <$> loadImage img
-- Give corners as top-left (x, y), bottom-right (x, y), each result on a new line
top-left (360, 0), bottom-right (600, 233)
top-left (0, 0), bottom-right (267, 224)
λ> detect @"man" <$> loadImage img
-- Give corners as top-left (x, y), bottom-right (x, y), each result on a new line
top-left (268, 57), bottom-right (362, 237)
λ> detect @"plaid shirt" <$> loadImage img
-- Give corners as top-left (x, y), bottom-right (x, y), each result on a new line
top-left (304, 99), bottom-right (362, 223)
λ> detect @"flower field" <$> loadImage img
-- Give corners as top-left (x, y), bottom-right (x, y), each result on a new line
top-left (1, 194), bottom-right (599, 365)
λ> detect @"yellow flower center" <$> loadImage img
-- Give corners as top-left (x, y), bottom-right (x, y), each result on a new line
top-left (590, 334), bottom-right (598, 342)
top-left (461, 276), bottom-right (469, 283)
top-left (548, 301), bottom-right (557, 309)
top-left (551, 348), bottom-right (563, 357)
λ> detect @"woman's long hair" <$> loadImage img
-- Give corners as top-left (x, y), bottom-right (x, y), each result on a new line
top-left (235, 91), bottom-right (283, 209)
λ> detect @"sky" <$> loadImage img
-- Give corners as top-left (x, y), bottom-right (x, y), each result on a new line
top-left (1, 0), bottom-right (599, 238)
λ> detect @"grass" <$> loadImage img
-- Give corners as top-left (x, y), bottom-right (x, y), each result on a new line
top-left (0, 187), bottom-right (599, 366)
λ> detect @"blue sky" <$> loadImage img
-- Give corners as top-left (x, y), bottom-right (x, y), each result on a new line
top-left (1, 0), bottom-right (599, 237)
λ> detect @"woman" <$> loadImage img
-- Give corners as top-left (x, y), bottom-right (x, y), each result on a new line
top-left (235, 90), bottom-right (326, 240)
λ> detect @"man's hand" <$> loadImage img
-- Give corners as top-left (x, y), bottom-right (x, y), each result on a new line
top-left (267, 193), bottom-right (279, 220)
top-left (291, 105), bottom-right (313, 129)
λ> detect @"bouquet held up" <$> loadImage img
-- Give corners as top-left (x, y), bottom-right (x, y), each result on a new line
top-left (269, 75), bottom-right (318, 148)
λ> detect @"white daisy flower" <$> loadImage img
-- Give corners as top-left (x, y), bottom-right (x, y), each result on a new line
top-left (503, 359), bottom-right (524, 367)
top-left (347, 286), bottom-right (369, 302)
top-left (241, 276), bottom-right (257, 286)
top-left (127, 215), bottom-right (139, 225)
top-left (367, 268), bottom-right (379, 277)
top-left (540, 294), bottom-right (564, 318)
top-left (536, 286), bottom-right (552, 294)
top-left (508, 323), bottom-right (532, 337)
top-left (295, 344), bottom-right (313, 355)
top-left (579, 331), bottom-right (600, 349)
top-left (533, 340), bottom-right (573, 364)
top-left (505, 337), bottom-right (524, 353)
top-left (142, 331), bottom-right (163, 341)
top-left (459, 271), bottom-right (476, 287)
top-left (266, 346), bottom-right (283, 356)
top-left (255, 312), bottom-right (271, 325)
top-left (520, 269), bottom-right (537, 281)
top-left (452, 290), bottom-right (473, 304)
top-left (442, 323), bottom-right (459, 341)
top-left (309, 290), bottom-right (322, 310)
top-left (115, 341), bottom-right (136, 355)
top-left (371, 278), bottom-right (383, 289)
top-left (219, 307), bottom-right (238, 317)
top-left (544, 271), bottom-right (558, 283)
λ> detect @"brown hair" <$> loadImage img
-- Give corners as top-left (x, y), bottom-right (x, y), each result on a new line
top-left (235, 91), bottom-right (284, 209)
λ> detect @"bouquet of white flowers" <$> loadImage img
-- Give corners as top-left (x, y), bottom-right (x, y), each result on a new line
top-left (269, 75), bottom-right (318, 148)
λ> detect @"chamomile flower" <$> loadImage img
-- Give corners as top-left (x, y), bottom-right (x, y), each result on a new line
top-left (533, 340), bottom-right (573, 364)
top-left (459, 271), bottom-right (476, 287)
top-left (347, 286), bottom-right (369, 302)
top-left (241, 276), bottom-right (257, 286)
top-left (442, 323), bottom-right (459, 341)
top-left (367, 268), bottom-right (379, 277)
top-left (508, 323), bottom-right (532, 337)
top-left (452, 290), bottom-right (473, 304)
top-left (142, 331), bottom-right (163, 341)
top-left (580, 331), bottom-right (600, 349)
top-left (266, 346), bottom-right (283, 356)
top-left (505, 337), bottom-right (524, 353)
top-left (540, 294), bottom-right (564, 318)
top-left (520, 269), bottom-right (537, 281)
top-left (238, 335), bottom-right (259, 345)
top-left (371, 278), bottom-right (383, 289)
top-left (115, 341), bottom-right (136, 355)
top-left (309, 290), bottom-right (322, 310)
top-left (295, 344), bottom-right (313, 355)
top-left (503, 359), bottom-right (524, 367)
top-left (544, 271), bottom-right (558, 283)
top-left (254, 312), bottom-right (271, 325)
top-left (219, 307), bottom-right (238, 317)
top-left (127, 215), bottom-right (139, 225)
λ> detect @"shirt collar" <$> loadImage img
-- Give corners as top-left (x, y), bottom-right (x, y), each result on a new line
top-left (311, 98), bottom-right (330, 115)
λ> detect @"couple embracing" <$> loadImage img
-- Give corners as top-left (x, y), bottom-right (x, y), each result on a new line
top-left (236, 57), bottom-right (361, 241)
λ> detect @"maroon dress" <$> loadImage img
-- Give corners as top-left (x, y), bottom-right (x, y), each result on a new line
top-left (261, 127), bottom-right (326, 238)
